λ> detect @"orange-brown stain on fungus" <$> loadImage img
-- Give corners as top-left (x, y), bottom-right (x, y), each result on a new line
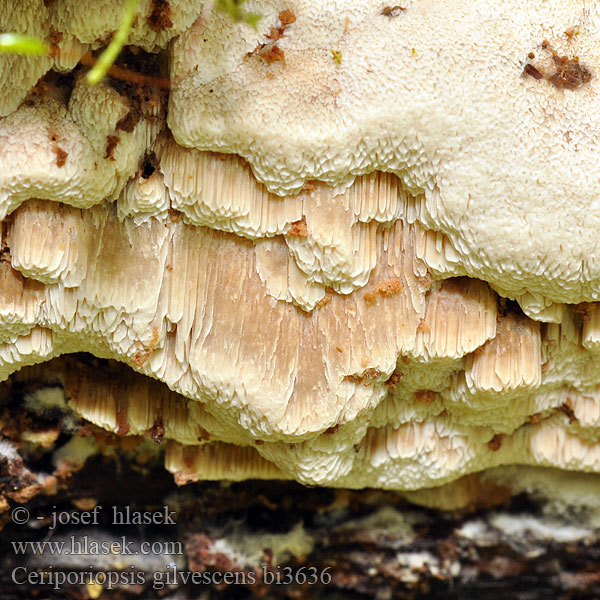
top-left (104, 135), bottom-right (120, 161)
top-left (279, 9), bottom-right (296, 25)
top-left (574, 302), bottom-right (595, 323)
top-left (168, 209), bottom-right (182, 223)
top-left (379, 278), bottom-right (404, 296)
top-left (549, 54), bottom-right (592, 90)
top-left (529, 413), bottom-right (542, 425)
top-left (250, 10), bottom-right (296, 64)
top-left (532, 41), bottom-right (593, 90)
top-left (523, 41), bottom-right (592, 90)
top-left (48, 30), bottom-right (63, 59)
top-left (523, 63), bottom-right (543, 80)
top-left (287, 217), bottom-right (308, 237)
top-left (49, 133), bottom-right (68, 167)
top-left (541, 361), bottom-right (550, 374)
top-left (116, 103), bottom-right (142, 133)
top-left (364, 278), bottom-right (403, 305)
top-left (415, 390), bottom-right (436, 405)
top-left (197, 428), bottom-right (211, 442)
top-left (259, 45), bottom-right (285, 63)
top-left (385, 370), bottom-right (403, 389)
top-left (267, 9), bottom-right (296, 42)
top-left (116, 405), bottom-right (130, 437)
top-left (132, 327), bottom-right (160, 367)
top-left (381, 6), bottom-right (406, 17)
top-left (316, 294), bottom-right (332, 308)
top-left (150, 421), bottom-right (165, 443)
top-left (564, 27), bottom-right (578, 40)
top-left (343, 368), bottom-right (383, 385)
top-left (559, 398), bottom-right (578, 424)
top-left (487, 434), bottom-right (504, 451)
top-left (147, 0), bottom-right (173, 31)
top-left (416, 318), bottom-right (430, 334)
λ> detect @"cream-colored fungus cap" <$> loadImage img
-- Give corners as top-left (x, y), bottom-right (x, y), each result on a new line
top-left (170, 0), bottom-right (600, 305)
top-left (0, 0), bottom-right (599, 496)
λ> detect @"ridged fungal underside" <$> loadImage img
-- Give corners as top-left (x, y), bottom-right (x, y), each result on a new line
top-left (1, 0), bottom-right (600, 500)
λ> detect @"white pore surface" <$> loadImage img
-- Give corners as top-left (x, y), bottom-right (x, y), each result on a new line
top-left (170, 0), bottom-right (600, 304)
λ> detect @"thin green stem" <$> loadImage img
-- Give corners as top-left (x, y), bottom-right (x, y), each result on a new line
top-left (87, 0), bottom-right (139, 86)
top-left (0, 33), bottom-right (49, 55)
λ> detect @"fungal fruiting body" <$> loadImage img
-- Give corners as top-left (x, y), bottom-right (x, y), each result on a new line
top-left (0, 0), bottom-right (600, 508)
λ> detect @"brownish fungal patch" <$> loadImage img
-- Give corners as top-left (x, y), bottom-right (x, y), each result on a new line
top-left (168, 208), bottom-right (182, 223)
top-left (150, 421), bottom-right (165, 443)
top-left (541, 361), bottom-right (550, 374)
top-left (529, 413), bottom-right (542, 425)
top-left (574, 302), bottom-right (596, 326)
top-left (523, 63), bottom-right (543, 80)
top-left (147, 0), bottom-right (173, 31)
top-left (381, 6), bottom-right (406, 17)
top-left (267, 9), bottom-right (296, 42)
top-left (528, 41), bottom-right (593, 90)
top-left (564, 27), bottom-right (579, 40)
top-left (287, 217), bottom-right (308, 237)
top-left (259, 44), bottom-right (285, 63)
top-left (549, 54), bottom-right (592, 90)
top-left (115, 404), bottom-right (130, 437)
top-left (279, 9), bottom-right (296, 26)
top-left (49, 133), bottom-right (68, 167)
top-left (251, 10), bottom-right (296, 64)
top-left (364, 278), bottom-right (403, 305)
top-left (488, 434), bottom-right (504, 451)
top-left (523, 41), bottom-right (592, 90)
top-left (343, 368), bottom-right (383, 385)
top-left (116, 102), bottom-right (142, 133)
top-left (416, 318), bottom-right (430, 333)
top-left (316, 294), bottom-right (332, 308)
top-left (559, 398), bottom-right (578, 424)
top-left (48, 29), bottom-right (63, 59)
top-left (132, 348), bottom-right (153, 366)
top-left (415, 390), bottom-right (436, 405)
top-left (197, 428), bottom-right (211, 442)
top-left (385, 370), bottom-right (403, 389)
top-left (104, 135), bottom-right (120, 161)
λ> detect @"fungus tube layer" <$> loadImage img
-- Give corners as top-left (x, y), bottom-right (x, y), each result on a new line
top-left (0, 0), bottom-right (600, 521)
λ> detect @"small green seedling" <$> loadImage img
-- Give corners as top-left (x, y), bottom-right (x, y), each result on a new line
top-left (0, 0), bottom-right (260, 86)
top-left (0, 33), bottom-right (49, 56)
top-left (86, 0), bottom-right (139, 85)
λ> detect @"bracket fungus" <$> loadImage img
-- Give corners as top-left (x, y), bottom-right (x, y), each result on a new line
top-left (1, 0), bottom-right (600, 516)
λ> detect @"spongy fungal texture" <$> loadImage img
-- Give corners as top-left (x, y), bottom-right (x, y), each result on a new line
top-left (0, 0), bottom-right (599, 494)
top-left (170, 0), bottom-right (600, 306)
top-left (0, 0), bottom-right (200, 116)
